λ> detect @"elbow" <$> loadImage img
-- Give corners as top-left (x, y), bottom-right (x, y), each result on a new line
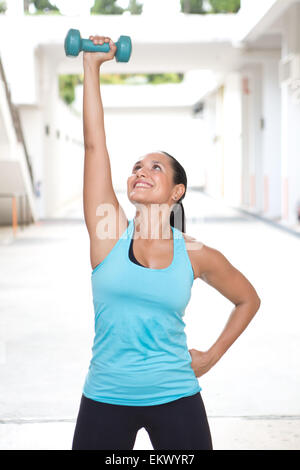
top-left (255, 288), bottom-right (261, 307)
top-left (252, 295), bottom-right (261, 312)
top-left (84, 141), bottom-right (108, 154)
top-left (239, 294), bottom-right (261, 312)
top-left (84, 142), bottom-right (96, 152)
top-left (250, 286), bottom-right (261, 311)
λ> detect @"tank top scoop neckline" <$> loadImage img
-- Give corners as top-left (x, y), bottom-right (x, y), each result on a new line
top-left (128, 218), bottom-right (177, 272)
top-left (92, 218), bottom-right (182, 276)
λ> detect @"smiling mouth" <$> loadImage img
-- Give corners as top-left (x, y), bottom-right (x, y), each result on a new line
top-left (134, 183), bottom-right (153, 189)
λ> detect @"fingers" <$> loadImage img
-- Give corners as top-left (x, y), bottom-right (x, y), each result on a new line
top-left (85, 34), bottom-right (117, 63)
top-left (89, 35), bottom-right (115, 47)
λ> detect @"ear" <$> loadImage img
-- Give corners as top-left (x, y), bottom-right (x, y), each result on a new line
top-left (172, 183), bottom-right (185, 201)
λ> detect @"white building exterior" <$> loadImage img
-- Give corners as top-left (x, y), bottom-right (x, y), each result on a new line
top-left (0, 0), bottom-right (299, 229)
top-left (201, 0), bottom-right (300, 228)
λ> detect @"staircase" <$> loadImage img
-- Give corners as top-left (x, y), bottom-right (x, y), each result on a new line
top-left (0, 55), bottom-right (37, 228)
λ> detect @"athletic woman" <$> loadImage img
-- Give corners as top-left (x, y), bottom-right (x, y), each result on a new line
top-left (72, 35), bottom-right (261, 450)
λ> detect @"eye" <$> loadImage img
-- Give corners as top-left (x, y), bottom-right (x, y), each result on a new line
top-left (132, 163), bottom-right (161, 172)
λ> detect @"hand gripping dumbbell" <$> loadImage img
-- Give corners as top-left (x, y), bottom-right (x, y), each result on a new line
top-left (64, 28), bottom-right (132, 63)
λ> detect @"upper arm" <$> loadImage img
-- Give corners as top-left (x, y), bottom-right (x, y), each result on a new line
top-left (194, 243), bottom-right (261, 307)
top-left (83, 147), bottom-right (128, 239)
top-left (83, 147), bottom-right (128, 270)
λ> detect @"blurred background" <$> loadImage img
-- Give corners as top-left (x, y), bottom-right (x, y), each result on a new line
top-left (0, 0), bottom-right (299, 450)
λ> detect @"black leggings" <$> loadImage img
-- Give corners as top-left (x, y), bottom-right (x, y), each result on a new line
top-left (72, 392), bottom-right (213, 450)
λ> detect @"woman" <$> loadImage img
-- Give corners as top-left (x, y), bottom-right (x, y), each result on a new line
top-left (72, 35), bottom-right (261, 451)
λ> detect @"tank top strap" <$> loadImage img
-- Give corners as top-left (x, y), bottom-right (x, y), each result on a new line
top-left (124, 218), bottom-right (134, 243)
top-left (172, 225), bottom-right (195, 284)
top-left (172, 226), bottom-right (186, 258)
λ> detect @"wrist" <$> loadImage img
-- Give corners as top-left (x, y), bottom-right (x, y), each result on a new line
top-left (83, 58), bottom-right (102, 72)
top-left (206, 343), bottom-right (225, 367)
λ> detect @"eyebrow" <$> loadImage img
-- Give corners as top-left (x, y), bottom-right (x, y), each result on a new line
top-left (133, 160), bottom-right (165, 167)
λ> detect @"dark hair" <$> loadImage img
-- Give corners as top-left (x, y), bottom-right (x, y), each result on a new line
top-left (159, 151), bottom-right (187, 233)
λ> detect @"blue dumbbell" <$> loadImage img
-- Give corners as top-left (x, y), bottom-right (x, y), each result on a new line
top-left (64, 28), bottom-right (132, 63)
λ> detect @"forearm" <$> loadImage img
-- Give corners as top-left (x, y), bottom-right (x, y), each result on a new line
top-left (207, 299), bottom-right (261, 366)
top-left (83, 61), bottom-right (107, 150)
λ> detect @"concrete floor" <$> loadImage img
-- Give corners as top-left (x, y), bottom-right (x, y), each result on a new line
top-left (0, 190), bottom-right (299, 450)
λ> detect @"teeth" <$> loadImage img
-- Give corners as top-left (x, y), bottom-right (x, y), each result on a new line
top-left (135, 183), bottom-right (152, 188)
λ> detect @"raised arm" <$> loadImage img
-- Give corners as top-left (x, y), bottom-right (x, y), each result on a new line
top-left (82, 35), bottom-right (128, 269)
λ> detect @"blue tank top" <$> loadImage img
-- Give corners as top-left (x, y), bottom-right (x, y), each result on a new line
top-left (83, 218), bottom-right (201, 406)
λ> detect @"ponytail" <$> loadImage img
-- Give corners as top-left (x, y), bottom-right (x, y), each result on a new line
top-left (170, 200), bottom-right (186, 233)
top-left (158, 150), bottom-right (187, 234)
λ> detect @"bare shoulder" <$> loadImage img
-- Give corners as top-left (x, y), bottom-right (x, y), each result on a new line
top-left (182, 232), bottom-right (261, 305)
top-left (182, 233), bottom-right (204, 253)
top-left (182, 232), bottom-right (223, 280)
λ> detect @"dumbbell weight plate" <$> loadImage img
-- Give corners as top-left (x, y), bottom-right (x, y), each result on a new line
top-left (115, 36), bottom-right (132, 63)
top-left (64, 28), bottom-right (81, 57)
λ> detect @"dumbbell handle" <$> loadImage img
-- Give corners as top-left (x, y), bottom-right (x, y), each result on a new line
top-left (81, 39), bottom-right (112, 54)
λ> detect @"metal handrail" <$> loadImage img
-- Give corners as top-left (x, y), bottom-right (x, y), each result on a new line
top-left (0, 192), bottom-right (27, 236)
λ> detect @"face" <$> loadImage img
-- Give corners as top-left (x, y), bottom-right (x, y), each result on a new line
top-left (127, 152), bottom-right (185, 207)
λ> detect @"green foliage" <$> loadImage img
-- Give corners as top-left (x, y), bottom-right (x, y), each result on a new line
top-left (209, 0), bottom-right (240, 13)
top-left (146, 73), bottom-right (184, 85)
top-left (127, 0), bottom-right (143, 15)
top-left (58, 73), bottom-right (184, 105)
top-left (100, 74), bottom-right (131, 85)
top-left (91, 0), bottom-right (124, 14)
top-left (24, 0), bottom-right (60, 14)
top-left (0, 1), bottom-right (7, 13)
top-left (180, 0), bottom-right (204, 14)
top-left (99, 73), bottom-right (184, 85)
top-left (180, 0), bottom-right (240, 13)
top-left (91, 0), bottom-right (143, 15)
top-left (59, 75), bottom-right (83, 105)
top-left (31, 0), bottom-right (59, 12)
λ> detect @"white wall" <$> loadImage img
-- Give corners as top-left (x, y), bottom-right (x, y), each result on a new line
top-left (223, 73), bottom-right (243, 206)
top-left (202, 73), bottom-right (243, 206)
top-left (33, 48), bottom-right (85, 218)
top-left (280, 3), bottom-right (300, 225)
top-left (41, 99), bottom-right (84, 218)
top-left (0, 77), bottom-right (37, 224)
top-left (261, 60), bottom-right (281, 219)
top-left (240, 64), bottom-right (263, 212)
top-left (241, 73), bottom-right (251, 207)
top-left (0, 80), bottom-right (18, 156)
top-left (18, 106), bottom-right (44, 185)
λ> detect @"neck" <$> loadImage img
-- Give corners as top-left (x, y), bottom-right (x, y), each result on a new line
top-left (133, 204), bottom-right (173, 241)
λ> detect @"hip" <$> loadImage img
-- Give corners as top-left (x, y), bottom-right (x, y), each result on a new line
top-left (83, 364), bottom-right (201, 406)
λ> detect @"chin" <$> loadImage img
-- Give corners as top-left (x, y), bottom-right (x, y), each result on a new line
top-left (129, 193), bottom-right (155, 206)
top-left (129, 195), bottom-right (148, 205)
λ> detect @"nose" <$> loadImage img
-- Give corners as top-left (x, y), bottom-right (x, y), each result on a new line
top-left (136, 166), bottom-right (148, 178)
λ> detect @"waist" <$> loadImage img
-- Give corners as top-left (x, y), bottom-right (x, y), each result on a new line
top-left (83, 360), bottom-right (201, 406)
top-left (90, 339), bottom-right (193, 370)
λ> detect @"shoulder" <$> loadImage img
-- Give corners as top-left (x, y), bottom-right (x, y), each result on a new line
top-left (182, 232), bottom-right (224, 280)
top-left (182, 231), bottom-right (211, 253)
top-left (182, 232), bottom-right (204, 250)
